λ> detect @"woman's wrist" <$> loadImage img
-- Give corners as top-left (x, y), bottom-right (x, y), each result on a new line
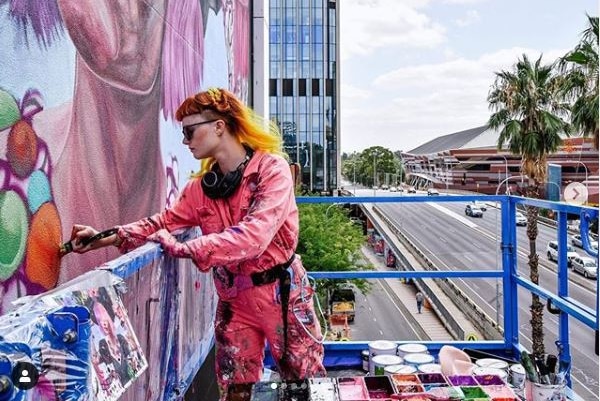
top-left (113, 233), bottom-right (124, 248)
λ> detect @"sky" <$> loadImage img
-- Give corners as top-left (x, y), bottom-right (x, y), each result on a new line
top-left (340, 0), bottom-right (598, 154)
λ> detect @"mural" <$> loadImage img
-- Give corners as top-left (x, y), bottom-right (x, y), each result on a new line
top-left (0, 0), bottom-right (250, 312)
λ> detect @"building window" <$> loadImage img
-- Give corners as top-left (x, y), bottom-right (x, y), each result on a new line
top-left (299, 79), bottom-right (307, 96)
top-left (312, 79), bottom-right (320, 96)
top-left (283, 79), bottom-right (294, 96)
top-left (270, 79), bottom-right (278, 96)
top-left (326, 79), bottom-right (333, 96)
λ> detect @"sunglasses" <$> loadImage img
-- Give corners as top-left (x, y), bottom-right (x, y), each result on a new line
top-left (182, 119), bottom-right (220, 140)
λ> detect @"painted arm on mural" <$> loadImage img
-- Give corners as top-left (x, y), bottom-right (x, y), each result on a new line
top-left (56, 0), bottom-right (166, 93)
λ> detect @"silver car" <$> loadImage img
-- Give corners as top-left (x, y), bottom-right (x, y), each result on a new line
top-left (465, 204), bottom-right (483, 217)
top-left (571, 256), bottom-right (598, 279)
top-left (571, 234), bottom-right (599, 251)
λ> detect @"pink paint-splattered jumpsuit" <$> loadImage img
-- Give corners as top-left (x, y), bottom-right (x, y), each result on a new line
top-left (115, 151), bottom-right (326, 394)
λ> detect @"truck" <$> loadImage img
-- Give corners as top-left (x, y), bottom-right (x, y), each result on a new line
top-left (329, 287), bottom-right (356, 323)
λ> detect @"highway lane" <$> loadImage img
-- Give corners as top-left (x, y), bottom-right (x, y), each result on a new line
top-left (365, 191), bottom-right (598, 399)
top-left (349, 280), bottom-right (422, 342)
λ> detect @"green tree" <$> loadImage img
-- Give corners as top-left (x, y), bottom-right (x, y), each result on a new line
top-left (559, 15), bottom-right (599, 149)
top-left (488, 54), bottom-right (570, 357)
top-left (297, 203), bottom-right (370, 297)
top-left (358, 146), bottom-right (399, 187)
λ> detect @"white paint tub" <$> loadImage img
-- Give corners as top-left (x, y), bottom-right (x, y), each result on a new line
top-left (372, 355), bottom-right (404, 376)
top-left (368, 340), bottom-right (397, 375)
top-left (384, 364), bottom-right (417, 376)
top-left (403, 353), bottom-right (435, 369)
top-left (396, 343), bottom-right (428, 358)
top-left (417, 363), bottom-right (442, 374)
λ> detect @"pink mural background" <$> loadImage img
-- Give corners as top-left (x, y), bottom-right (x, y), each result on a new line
top-left (0, 0), bottom-right (251, 312)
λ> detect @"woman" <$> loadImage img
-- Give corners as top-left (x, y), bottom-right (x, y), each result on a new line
top-left (69, 88), bottom-right (326, 396)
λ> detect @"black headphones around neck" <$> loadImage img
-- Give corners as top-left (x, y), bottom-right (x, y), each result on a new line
top-left (201, 145), bottom-right (254, 199)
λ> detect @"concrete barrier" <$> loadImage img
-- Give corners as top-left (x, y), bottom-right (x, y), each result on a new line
top-left (366, 205), bottom-right (503, 340)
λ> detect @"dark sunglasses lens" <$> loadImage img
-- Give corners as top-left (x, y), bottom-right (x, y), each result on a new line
top-left (183, 127), bottom-right (193, 140)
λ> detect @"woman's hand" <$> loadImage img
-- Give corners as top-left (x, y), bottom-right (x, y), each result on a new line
top-left (69, 224), bottom-right (119, 253)
top-left (146, 229), bottom-right (191, 258)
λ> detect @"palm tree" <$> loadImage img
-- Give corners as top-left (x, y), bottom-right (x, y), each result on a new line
top-left (559, 15), bottom-right (599, 149)
top-left (487, 54), bottom-right (571, 357)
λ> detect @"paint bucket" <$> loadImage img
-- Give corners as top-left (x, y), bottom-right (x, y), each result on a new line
top-left (403, 353), bottom-right (435, 369)
top-left (372, 355), bottom-right (404, 376)
top-left (396, 343), bottom-right (428, 358)
top-left (472, 366), bottom-right (508, 382)
top-left (509, 364), bottom-right (526, 388)
top-left (368, 340), bottom-right (397, 375)
top-left (524, 379), bottom-right (566, 401)
top-left (361, 350), bottom-right (370, 372)
top-left (417, 363), bottom-right (442, 374)
top-left (384, 364), bottom-right (416, 376)
top-left (475, 358), bottom-right (509, 370)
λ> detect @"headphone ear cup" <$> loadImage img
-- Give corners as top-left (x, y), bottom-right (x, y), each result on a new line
top-left (202, 170), bottom-right (221, 188)
top-left (202, 169), bottom-right (224, 198)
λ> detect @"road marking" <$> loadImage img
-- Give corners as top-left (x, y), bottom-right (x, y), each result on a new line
top-left (426, 202), bottom-right (479, 228)
top-left (376, 281), bottom-right (420, 338)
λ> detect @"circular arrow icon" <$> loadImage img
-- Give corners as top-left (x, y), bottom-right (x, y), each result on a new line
top-left (564, 182), bottom-right (588, 206)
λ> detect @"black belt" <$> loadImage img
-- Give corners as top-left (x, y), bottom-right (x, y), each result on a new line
top-left (250, 254), bottom-right (295, 368)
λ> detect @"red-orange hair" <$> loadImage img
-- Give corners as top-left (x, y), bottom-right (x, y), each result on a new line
top-left (176, 88), bottom-right (285, 176)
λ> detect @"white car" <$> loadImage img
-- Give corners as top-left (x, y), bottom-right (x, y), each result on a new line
top-left (571, 256), bottom-right (598, 279)
top-left (465, 204), bottom-right (484, 217)
top-left (427, 188), bottom-right (440, 196)
top-left (571, 234), bottom-right (599, 251)
top-left (515, 212), bottom-right (527, 226)
top-left (546, 241), bottom-right (579, 266)
top-left (471, 201), bottom-right (487, 211)
top-left (389, 186), bottom-right (398, 192)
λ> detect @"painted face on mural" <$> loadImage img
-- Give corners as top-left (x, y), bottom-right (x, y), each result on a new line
top-left (181, 115), bottom-right (223, 160)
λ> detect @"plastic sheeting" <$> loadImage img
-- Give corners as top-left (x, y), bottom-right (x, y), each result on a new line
top-left (0, 228), bottom-right (218, 401)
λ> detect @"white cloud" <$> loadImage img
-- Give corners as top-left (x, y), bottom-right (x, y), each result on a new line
top-left (340, 0), bottom-right (446, 60)
top-left (455, 10), bottom-right (480, 27)
top-left (341, 47), bottom-right (569, 152)
top-left (340, 83), bottom-right (372, 101)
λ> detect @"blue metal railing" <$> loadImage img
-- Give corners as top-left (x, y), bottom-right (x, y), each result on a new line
top-left (296, 194), bottom-right (599, 389)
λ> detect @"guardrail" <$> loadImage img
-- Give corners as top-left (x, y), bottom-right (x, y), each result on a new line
top-left (360, 204), bottom-right (466, 340)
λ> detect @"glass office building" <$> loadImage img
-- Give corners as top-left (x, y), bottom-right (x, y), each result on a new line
top-left (269, 0), bottom-right (339, 193)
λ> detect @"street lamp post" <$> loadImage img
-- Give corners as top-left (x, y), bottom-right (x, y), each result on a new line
top-left (373, 151), bottom-right (380, 195)
top-left (353, 162), bottom-right (357, 195)
top-left (572, 160), bottom-right (588, 195)
top-left (499, 155), bottom-right (509, 194)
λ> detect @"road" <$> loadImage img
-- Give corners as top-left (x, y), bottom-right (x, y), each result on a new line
top-left (349, 280), bottom-right (422, 342)
top-left (353, 187), bottom-right (598, 400)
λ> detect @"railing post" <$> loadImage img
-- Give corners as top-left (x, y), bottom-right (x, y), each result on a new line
top-left (501, 196), bottom-right (519, 353)
top-left (556, 211), bottom-right (572, 386)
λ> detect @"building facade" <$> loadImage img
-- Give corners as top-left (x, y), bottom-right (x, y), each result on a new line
top-left (269, 0), bottom-right (340, 193)
top-left (402, 126), bottom-right (599, 204)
